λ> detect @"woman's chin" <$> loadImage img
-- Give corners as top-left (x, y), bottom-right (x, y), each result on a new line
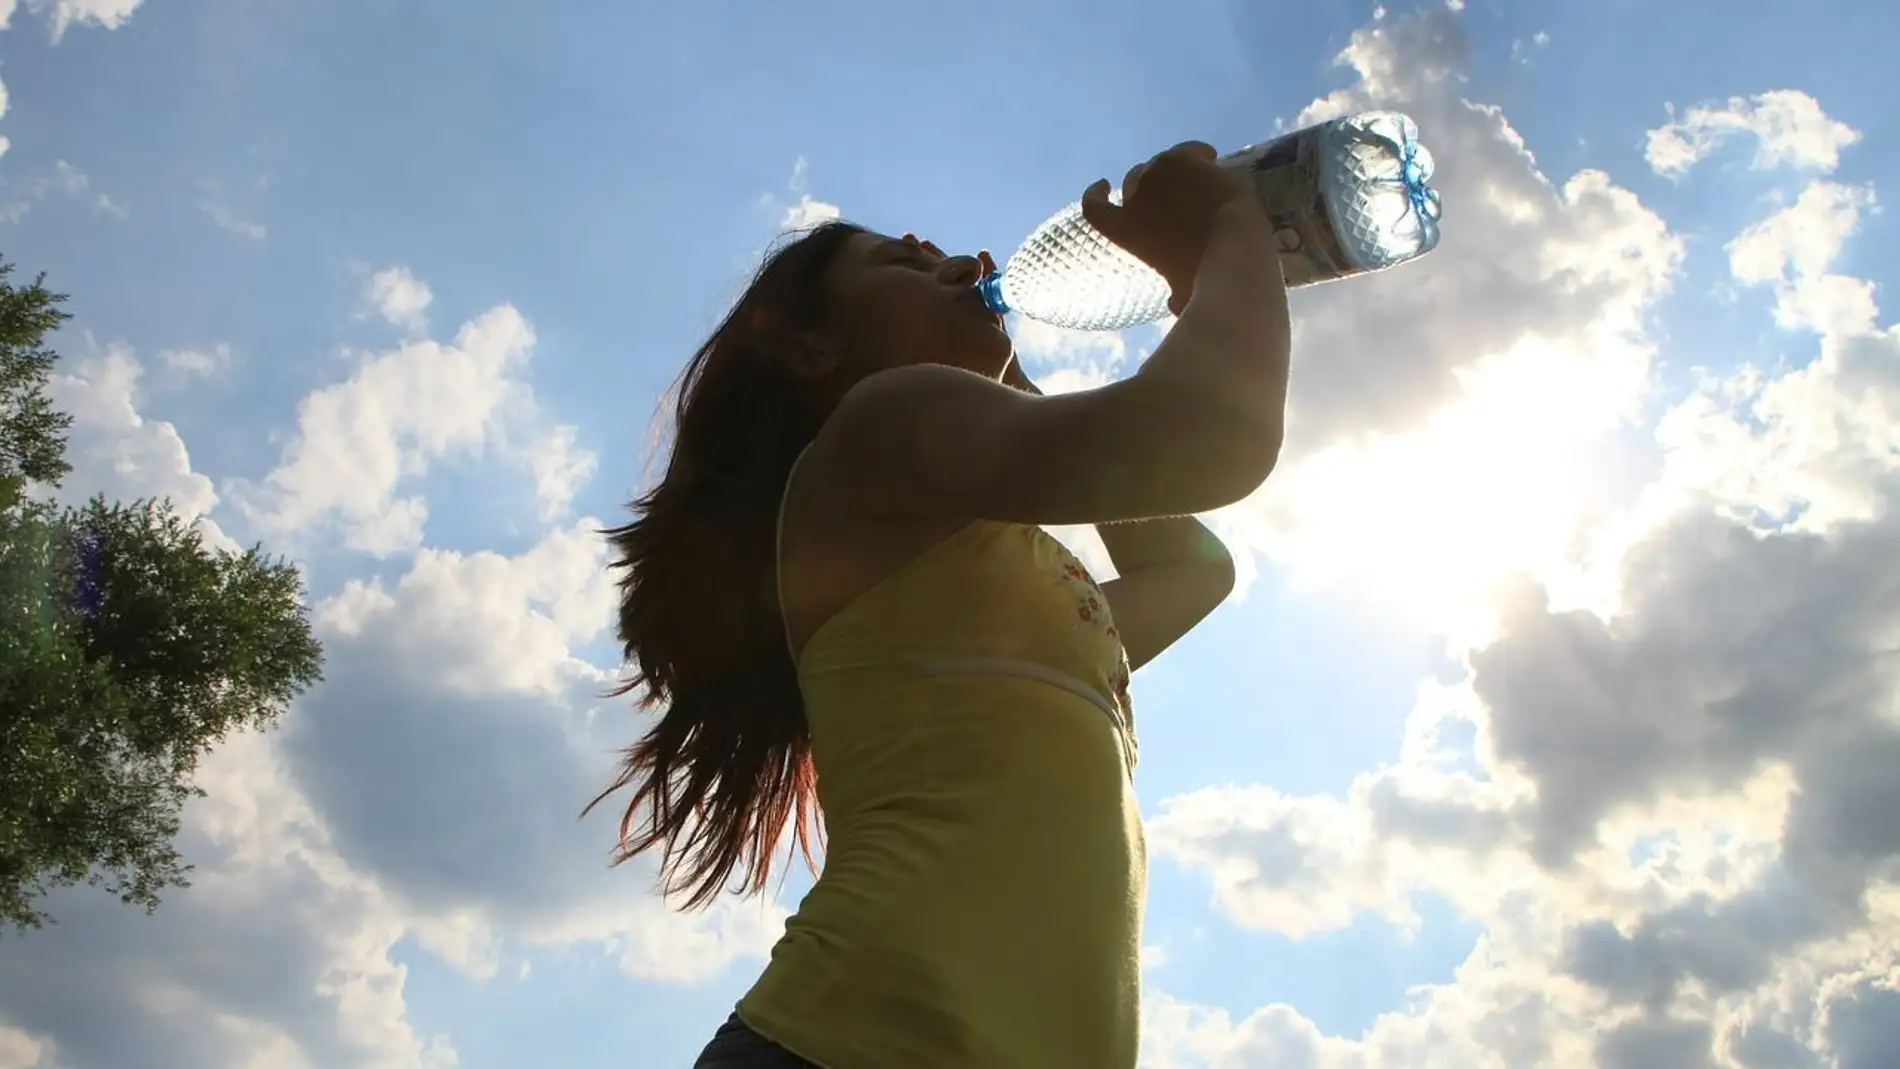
top-left (974, 330), bottom-right (1015, 375)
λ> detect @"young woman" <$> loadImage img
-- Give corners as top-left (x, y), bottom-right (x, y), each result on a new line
top-left (590, 142), bottom-right (1292, 1068)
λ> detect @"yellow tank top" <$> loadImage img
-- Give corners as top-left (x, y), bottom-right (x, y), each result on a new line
top-left (736, 473), bottom-right (1146, 1069)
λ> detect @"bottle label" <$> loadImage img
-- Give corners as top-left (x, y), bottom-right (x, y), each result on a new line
top-left (1219, 126), bottom-right (1359, 288)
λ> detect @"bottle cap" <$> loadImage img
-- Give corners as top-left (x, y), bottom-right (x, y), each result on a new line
top-left (975, 271), bottom-right (1010, 315)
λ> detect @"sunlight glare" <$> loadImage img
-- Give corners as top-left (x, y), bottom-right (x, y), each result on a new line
top-left (1228, 333), bottom-right (1650, 642)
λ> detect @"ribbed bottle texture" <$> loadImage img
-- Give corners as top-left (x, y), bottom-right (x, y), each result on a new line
top-left (982, 111), bottom-right (1442, 331)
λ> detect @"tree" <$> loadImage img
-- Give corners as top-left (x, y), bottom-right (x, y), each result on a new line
top-left (0, 261), bottom-right (71, 514)
top-left (0, 257), bottom-right (324, 932)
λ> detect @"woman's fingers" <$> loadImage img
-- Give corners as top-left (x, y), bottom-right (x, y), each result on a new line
top-left (1080, 178), bottom-right (1125, 241)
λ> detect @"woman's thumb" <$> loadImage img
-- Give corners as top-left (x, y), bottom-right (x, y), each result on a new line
top-left (1080, 178), bottom-right (1122, 238)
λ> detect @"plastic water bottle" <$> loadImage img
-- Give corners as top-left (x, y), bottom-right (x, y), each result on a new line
top-left (976, 111), bottom-right (1443, 332)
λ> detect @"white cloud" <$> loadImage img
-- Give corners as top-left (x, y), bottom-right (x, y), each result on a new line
top-left (159, 343), bottom-right (234, 378)
top-left (0, 330), bottom-right (470, 1069)
top-left (1151, 785), bottom-right (1418, 938)
top-left (0, 461), bottom-right (771, 1069)
top-left (1146, 49), bottom-right (1899, 1067)
top-left (1282, 16), bottom-right (1680, 451)
top-left (43, 341), bottom-right (236, 550)
top-left (198, 196), bottom-right (266, 241)
top-left (8, 5), bottom-right (1894, 1067)
top-left (0, 1), bottom-right (144, 159)
top-left (1726, 180), bottom-right (1879, 337)
top-left (1010, 314), bottom-right (1130, 386)
top-left (291, 523), bottom-right (784, 979)
top-left (230, 305), bottom-right (535, 554)
top-left (27, 0), bottom-right (145, 42)
top-left (1, 161), bottom-right (128, 223)
top-left (49, 160), bottom-right (86, 195)
top-left (1216, 10), bottom-right (1681, 628)
top-left (1646, 90), bottom-right (1861, 181)
top-left (1510, 30), bottom-right (1550, 67)
top-left (195, 177), bottom-right (271, 242)
top-left (778, 194), bottom-right (840, 231)
top-left (231, 279), bottom-right (593, 555)
top-left (765, 156), bottom-right (842, 231)
top-left (313, 521), bottom-right (615, 698)
top-left (525, 423), bottom-right (597, 522)
top-left (1660, 183), bottom-right (1895, 535)
top-left (0, 1026), bottom-right (49, 1069)
top-left (1034, 365), bottom-right (1117, 395)
top-left (0, 730), bottom-right (463, 1069)
top-left (364, 266), bottom-right (433, 333)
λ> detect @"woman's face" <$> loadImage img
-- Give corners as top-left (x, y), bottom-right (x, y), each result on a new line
top-left (819, 231), bottom-right (1014, 383)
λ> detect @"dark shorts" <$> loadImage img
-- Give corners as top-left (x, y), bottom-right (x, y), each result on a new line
top-left (690, 1013), bottom-right (818, 1068)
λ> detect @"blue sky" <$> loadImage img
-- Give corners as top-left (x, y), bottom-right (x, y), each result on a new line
top-left (3, 1), bottom-right (1898, 1067)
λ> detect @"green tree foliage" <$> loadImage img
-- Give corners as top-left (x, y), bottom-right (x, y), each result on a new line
top-left (0, 262), bottom-right (72, 514)
top-left (0, 257), bottom-right (325, 932)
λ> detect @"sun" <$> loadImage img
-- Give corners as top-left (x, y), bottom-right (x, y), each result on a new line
top-left (1226, 332), bottom-right (1653, 644)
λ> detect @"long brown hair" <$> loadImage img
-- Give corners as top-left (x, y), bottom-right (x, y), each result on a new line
top-left (587, 220), bottom-right (867, 909)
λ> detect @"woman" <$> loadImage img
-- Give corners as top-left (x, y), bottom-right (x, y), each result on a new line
top-left (590, 142), bottom-right (1292, 1068)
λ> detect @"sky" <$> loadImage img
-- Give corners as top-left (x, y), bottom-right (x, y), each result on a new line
top-left (1, 0), bottom-right (1897, 1066)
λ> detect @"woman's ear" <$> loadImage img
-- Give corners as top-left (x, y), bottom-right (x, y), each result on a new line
top-left (782, 330), bottom-right (841, 382)
top-left (746, 307), bottom-right (839, 382)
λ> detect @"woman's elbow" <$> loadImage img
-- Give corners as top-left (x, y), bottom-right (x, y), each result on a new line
top-left (1200, 423), bottom-right (1282, 509)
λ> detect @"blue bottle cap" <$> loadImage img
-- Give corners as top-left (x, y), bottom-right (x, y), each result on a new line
top-left (975, 271), bottom-right (1010, 315)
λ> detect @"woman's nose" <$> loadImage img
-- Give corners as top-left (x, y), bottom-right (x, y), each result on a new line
top-left (936, 254), bottom-right (986, 288)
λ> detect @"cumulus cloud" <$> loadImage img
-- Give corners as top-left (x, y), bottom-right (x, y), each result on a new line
top-left (1, 328), bottom-right (771, 1069)
top-left (42, 341), bottom-right (236, 549)
top-left (159, 342), bottom-right (234, 378)
top-left (26, 0), bottom-right (146, 42)
top-left (289, 523), bottom-right (783, 979)
top-left (1660, 182), bottom-right (1894, 535)
top-left (1646, 90), bottom-right (1861, 181)
top-left (1727, 181), bottom-right (1879, 338)
top-left (229, 275), bottom-right (597, 556)
top-left (766, 156), bottom-right (842, 231)
top-left (0, 732), bottom-right (462, 1069)
top-left (0, 0), bottom-right (149, 156)
top-left (1150, 785), bottom-right (1418, 938)
top-left (230, 304), bottom-right (534, 554)
top-left (525, 423), bottom-right (597, 522)
top-left (1011, 314), bottom-right (1131, 405)
top-left (1206, 8), bottom-right (1682, 623)
top-left (1142, 13), bottom-right (1897, 1069)
top-left (779, 193), bottom-right (841, 231)
top-left (0, 340), bottom-right (472, 1069)
top-left (9, 5), bottom-right (1894, 1068)
top-left (364, 266), bottom-right (433, 334)
top-left (1274, 10), bottom-right (1678, 445)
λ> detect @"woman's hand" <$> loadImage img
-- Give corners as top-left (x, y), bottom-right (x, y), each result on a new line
top-left (1080, 142), bottom-right (1260, 316)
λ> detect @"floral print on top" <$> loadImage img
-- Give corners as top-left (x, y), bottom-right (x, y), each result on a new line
top-left (1028, 526), bottom-right (1137, 771)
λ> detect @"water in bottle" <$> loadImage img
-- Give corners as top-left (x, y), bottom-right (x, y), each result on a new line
top-left (975, 111), bottom-right (1443, 332)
